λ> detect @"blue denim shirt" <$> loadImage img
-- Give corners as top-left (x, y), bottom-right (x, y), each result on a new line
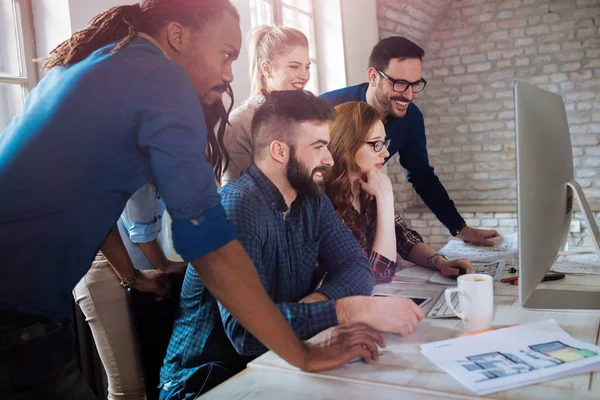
top-left (320, 83), bottom-right (465, 233)
top-left (0, 37), bottom-right (236, 322)
top-left (160, 165), bottom-right (374, 390)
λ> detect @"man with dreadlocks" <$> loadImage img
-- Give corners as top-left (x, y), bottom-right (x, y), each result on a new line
top-left (0, 1), bottom-right (382, 399)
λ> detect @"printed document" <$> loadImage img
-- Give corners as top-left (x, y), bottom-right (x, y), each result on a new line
top-left (421, 320), bottom-right (600, 395)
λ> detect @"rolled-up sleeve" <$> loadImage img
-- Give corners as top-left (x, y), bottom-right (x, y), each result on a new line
top-left (120, 184), bottom-right (160, 243)
top-left (132, 63), bottom-right (236, 261)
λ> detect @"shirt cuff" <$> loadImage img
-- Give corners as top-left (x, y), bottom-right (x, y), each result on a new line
top-left (369, 251), bottom-right (397, 284)
top-left (171, 204), bottom-right (237, 262)
top-left (127, 222), bottom-right (160, 243)
top-left (288, 300), bottom-right (338, 338)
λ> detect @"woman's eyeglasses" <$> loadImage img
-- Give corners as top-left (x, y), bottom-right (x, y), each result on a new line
top-left (365, 139), bottom-right (391, 152)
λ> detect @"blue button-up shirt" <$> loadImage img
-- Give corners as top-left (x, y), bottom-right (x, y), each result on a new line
top-left (320, 84), bottom-right (465, 233)
top-left (0, 37), bottom-right (236, 322)
top-left (160, 165), bottom-right (374, 390)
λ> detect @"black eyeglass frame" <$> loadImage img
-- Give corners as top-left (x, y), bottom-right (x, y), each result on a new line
top-left (365, 139), bottom-right (391, 152)
top-left (377, 70), bottom-right (427, 93)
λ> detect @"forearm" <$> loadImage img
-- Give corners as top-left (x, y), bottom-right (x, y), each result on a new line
top-left (138, 239), bottom-right (170, 271)
top-left (371, 193), bottom-right (397, 261)
top-left (100, 224), bottom-right (136, 281)
top-left (223, 298), bottom-right (338, 356)
top-left (190, 239), bottom-right (308, 369)
top-left (407, 243), bottom-right (438, 269)
top-left (335, 296), bottom-right (368, 325)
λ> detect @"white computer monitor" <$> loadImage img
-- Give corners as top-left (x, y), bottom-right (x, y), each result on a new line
top-left (515, 80), bottom-right (600, 311)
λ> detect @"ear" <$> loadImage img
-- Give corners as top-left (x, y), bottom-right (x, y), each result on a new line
top-left (367, 67), bottom-right (379, 87)
top-left (260, 61), bottom-right (272, 79)
top-left (165, 22), bottom-right (190, 53)
top-left (269, 140), bottom-right (289, 164)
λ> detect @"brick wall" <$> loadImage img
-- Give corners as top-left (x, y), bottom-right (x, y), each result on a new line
top-left (377, 0), bottom-right (600, 248)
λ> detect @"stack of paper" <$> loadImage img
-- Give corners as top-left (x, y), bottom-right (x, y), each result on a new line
top-left (438, 232), bottom-right (519, 266)
top-left (421, 320), bottom-right (600, 395)
top-left (551, 252), bottom-right (600, 275)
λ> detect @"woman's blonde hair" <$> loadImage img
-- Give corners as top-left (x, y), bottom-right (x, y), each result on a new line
top-left (248, 25), bottom-right (309, 96)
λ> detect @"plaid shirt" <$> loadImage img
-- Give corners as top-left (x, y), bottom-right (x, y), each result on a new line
top-left (345, 208), bottom-right (423, 284)
top-left (160, 165), bottom-right (374, 391)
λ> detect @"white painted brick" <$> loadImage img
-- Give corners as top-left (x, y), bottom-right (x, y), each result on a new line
top-left (562, 62), bottom-right (582, 72)
top-left (499, 219), bottom-right (518, 227)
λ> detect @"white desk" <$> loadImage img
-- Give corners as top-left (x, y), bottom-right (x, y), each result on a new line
top-left (200, 274), bottom-right (600, 399)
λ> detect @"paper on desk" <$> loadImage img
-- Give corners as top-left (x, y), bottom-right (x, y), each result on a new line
top-left (429, 260), bottom-right (506, 285)
top-left (421, 320), bottom-right (600, 396)
top-left (439, 233), bottom-right (518, 266)
top-left (393, 264), bottom-right (434, 283)
top-left (551, 253), bottom-right (600, 275)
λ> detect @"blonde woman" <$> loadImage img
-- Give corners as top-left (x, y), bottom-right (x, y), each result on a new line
top-left (221, 25), bottom-right (311, 185)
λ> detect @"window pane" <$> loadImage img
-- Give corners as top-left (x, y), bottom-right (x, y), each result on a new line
top-left (282, 0), bottom-right (312, 13)
top-left (250, 0), bottom-right (275, 27)
top-left (0, 0), bottom-right (23, 76)
top-left (0, 83), bottom-right (24, 131)
top-left (282, 7), bottom-right (316, 59)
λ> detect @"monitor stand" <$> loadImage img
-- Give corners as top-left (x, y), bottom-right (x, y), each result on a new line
top-left (523, 180), bottom-right (600, 311)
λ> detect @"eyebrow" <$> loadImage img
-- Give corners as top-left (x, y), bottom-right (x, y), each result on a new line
top-left (288, 61), bottom-right (312, 66)
top-left (224, 44), bottom-right (240, 58)
top-left (308, 139), bottom-right (329, 146)
top-left (369, 135), bottom-right (385, 141)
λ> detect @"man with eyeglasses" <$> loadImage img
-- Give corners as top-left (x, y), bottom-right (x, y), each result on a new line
top-left (321, 36), bottom-right (500, 246)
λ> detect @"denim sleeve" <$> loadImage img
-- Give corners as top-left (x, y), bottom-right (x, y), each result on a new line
top-left (132, 63), bottom-right (236, 261)
top-left (399, 111), bottom-right (465, 233)
top-left (315, 196), bottom-right (374, 299)
top-left (120, 184), bottom-right (160, 243)
top-left (218, 191), bottom-right (338, 356)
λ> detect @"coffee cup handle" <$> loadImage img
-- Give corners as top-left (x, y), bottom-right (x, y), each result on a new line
top-left (445, 287), bottom-right (465, 320)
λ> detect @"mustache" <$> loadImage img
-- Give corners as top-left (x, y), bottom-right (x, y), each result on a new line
top-left (212, 84), bottom-right (227, 94)
top-left (391, 95), bottom-right (411, 102)
top-left (312, 165), bottom-right (331, 174)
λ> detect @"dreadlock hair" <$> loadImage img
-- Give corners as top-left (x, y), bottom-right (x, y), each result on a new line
top-left (204, 84), bottom-right (234, 183)
top-left (43, 0), bottom-right (239, 70)
top-left (43, 0), bottom-right (237, 181)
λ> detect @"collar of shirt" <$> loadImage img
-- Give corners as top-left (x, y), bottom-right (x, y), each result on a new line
top-left (137, 32), bottom-right (171, 60)
top-left (246, 164), bottom-right (305, 217)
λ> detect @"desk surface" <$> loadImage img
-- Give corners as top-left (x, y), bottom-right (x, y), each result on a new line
top-left (201, 274), bottom-right (600, 399)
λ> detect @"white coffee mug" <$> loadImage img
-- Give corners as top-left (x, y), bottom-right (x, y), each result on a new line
top-left (444, 273), bottom-right (494, 332)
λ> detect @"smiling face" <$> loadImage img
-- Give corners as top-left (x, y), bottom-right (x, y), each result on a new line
top-left (285, 121), bottom-right (334, 197)
top-left (263, 45), bottom-right (311, 92)
top-left (370, 57), bottom-right (423, 118)
top-left (354, 120), bottom-right (389, 175)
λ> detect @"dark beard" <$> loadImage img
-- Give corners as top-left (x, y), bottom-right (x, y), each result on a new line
top-left (375, 81), bottom-right (410, 118)
top-left (286, 147), bottom-right (327, 198)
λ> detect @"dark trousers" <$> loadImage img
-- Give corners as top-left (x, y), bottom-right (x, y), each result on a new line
top-left (0, 312), bottom-right (97, 400)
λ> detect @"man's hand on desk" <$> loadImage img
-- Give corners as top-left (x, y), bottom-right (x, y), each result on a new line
top-left (436, 258), bottom-right (473, 277)
top-left (303, 323), bottom-right (385, 371)
top-left (457, 226), bottom-right (500, 247)
top-left (336, 296), bottom-right (425, 337)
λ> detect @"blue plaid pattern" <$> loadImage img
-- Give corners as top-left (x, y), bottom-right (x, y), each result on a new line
top-left (160, 165), bottom-right (374, 392)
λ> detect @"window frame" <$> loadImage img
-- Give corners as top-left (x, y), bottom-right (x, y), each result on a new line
top-left (0, 0), bottom-right (39, 98)
top-left (250, 0), bottom-right (321, 94)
